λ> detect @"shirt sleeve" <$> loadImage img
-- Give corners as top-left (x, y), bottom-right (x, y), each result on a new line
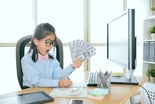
top-left (52, 58), bottom-right (75, 79)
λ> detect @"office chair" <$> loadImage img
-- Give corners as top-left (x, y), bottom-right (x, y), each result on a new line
top-left (16, 35), bottom-right (64, 89)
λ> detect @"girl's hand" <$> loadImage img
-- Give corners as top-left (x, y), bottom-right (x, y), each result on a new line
top-left (58, 78), bottom-right (72, 87)
top-left (71, 58), bottom-right (82, 69)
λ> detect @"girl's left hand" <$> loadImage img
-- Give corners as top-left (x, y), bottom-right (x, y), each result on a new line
top-left (71, 58), bottom-right (82, 69)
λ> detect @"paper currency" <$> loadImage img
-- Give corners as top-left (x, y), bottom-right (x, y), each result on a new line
top-left (69, 39), bottom-right (96, 61)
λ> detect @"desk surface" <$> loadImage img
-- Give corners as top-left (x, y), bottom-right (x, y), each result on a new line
top-left (0, 71), bottom-right (147, 104)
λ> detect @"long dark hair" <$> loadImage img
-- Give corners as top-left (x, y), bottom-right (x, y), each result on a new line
top-left (29, 23), bottom-right (57, 62)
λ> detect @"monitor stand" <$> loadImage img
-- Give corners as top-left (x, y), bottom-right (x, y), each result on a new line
top-left (111, 70), bottom-right (139, 85)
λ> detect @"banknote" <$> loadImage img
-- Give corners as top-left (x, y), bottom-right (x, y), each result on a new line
top-left (69, 39), bottom-right (96, 61)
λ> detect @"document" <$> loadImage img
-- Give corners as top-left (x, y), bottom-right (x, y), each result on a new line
top-left (50, 87), bottom-right (87, 97)
top-left (69, 39), bottom-right (96, 61)
top-left (143, 41), bottom-right (150, 61)
top-left (149, 41), bottom-right (155, 62)
top-left (71, 82), bottom-right (87, 88)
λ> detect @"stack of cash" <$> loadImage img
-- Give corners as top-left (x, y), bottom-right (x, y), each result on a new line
top-left (69, 39), bottom-right (96, 61)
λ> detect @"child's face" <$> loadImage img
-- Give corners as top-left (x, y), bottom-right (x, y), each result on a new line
top-left (34, 33), bottom-right (56, 55)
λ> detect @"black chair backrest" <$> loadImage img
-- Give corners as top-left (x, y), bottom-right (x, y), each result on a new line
top-left (16, 35), bottom-right (63, 89)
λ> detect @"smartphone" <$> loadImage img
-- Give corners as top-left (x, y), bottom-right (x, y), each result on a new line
top-left (69, 99), bottom-right (84, 104)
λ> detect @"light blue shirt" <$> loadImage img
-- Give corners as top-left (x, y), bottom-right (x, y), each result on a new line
top-left (21, 51), bottom-right (74, 87)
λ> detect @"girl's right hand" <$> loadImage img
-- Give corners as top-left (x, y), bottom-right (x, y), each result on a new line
top-left (71, 58), bottom-right (82, 69)
top-left (58, 78), bottom-right (72, 87)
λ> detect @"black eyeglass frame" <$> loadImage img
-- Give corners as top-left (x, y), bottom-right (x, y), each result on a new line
top-left (45, 39), bottom-right (57, 46)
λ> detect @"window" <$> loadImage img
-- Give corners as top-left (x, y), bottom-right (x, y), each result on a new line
top-left (90, 0), bottom-right (123, 71)
top-left (0, 0), bottom-right (33, 95)
top-left (37, 0), bottom-right (84, 68)
top-left (0, 0), bottom-right (33, 42)
top-left (37, 0), bottom-right (84, 43)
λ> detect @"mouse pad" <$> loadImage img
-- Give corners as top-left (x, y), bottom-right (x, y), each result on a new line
top-left (0, 91), bottom-right (54, 104)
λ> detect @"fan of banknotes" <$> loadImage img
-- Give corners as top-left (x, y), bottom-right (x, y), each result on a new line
top-left (69, 39), bottom-right (96, 61)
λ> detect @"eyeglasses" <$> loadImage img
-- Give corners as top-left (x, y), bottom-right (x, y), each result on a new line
top-left (44, 39), bottom-right (56, 46)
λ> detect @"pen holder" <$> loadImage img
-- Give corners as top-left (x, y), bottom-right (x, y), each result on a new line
top-left (97, 73), bottom-right (111, 90)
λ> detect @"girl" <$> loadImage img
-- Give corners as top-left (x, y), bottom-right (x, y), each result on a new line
top-left (21, 23), bottom-right (82, 88)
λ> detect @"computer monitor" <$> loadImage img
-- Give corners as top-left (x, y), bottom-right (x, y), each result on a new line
top-left (107, 9), bottom-right (138, 85)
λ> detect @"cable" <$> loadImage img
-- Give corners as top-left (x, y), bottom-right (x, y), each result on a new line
top-left (138, 84), bottom-right (153, 104)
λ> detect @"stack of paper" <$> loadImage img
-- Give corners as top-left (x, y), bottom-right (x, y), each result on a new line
top-left (112, 71), bottom-right (124, 76)
top-left (69, 39), bottom-right (96, 61)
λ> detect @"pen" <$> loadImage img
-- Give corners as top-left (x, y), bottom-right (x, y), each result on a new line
top-left (104, 71), bottom-right (108, 76)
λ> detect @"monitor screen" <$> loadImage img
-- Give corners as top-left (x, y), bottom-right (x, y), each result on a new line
top-left (107, 9), bottom-right (136, 70)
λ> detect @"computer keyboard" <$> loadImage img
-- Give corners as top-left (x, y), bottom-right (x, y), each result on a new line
top-left (87, 72), bottom-right (139, 86)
